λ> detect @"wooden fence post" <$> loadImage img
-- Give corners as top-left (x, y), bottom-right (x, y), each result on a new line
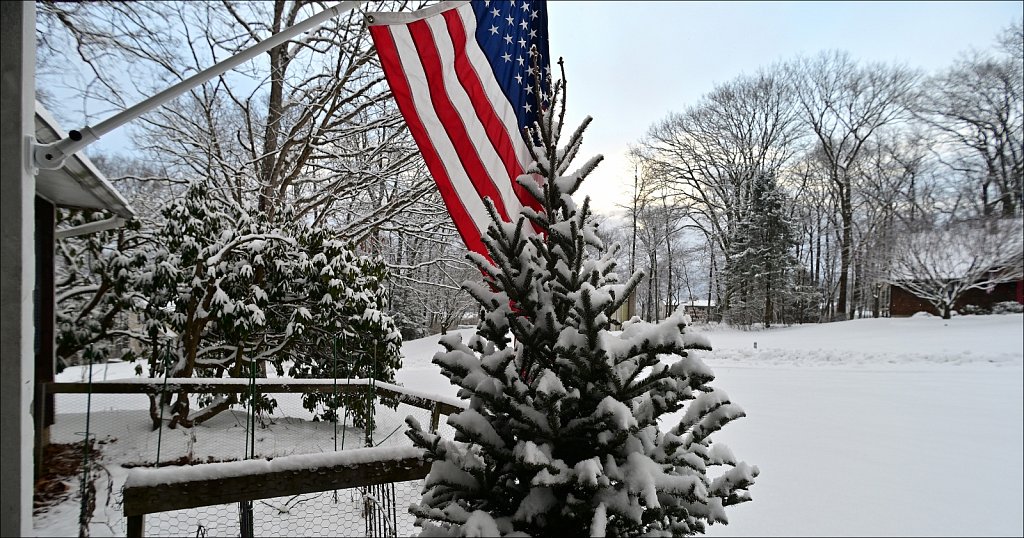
top-left (127, 514), bottom-right (143, 537)
top-left (429, 402), bottom-right (441, 434)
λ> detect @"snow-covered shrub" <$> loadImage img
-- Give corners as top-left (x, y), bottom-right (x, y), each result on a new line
top-left (287, 226), bottom-right (402, 432)
top-left (405, 61), bottom-right (757, 537)
top-left (959, 304), bottom-right (989, 315)
top-left (91, 179), bottom-right (405, 429)
top-left (992, 301), bottom-right (1024, 314)
top-left (956, 301), bottom-right (1023, 316)
top-left (55, 209), bottom-right (149, 371)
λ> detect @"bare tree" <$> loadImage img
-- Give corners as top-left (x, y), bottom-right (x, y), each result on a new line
top-left (638, 68), bottom-right (802, 318)
top-left (845, 132), bottom-right (936, 318)
top-left (887, 219), bottom-right (1023, 319)
top-left (789, 51), bottom-right (919, 320)
top-left (915, 39), bottom-right (1023, 219)
top-left (38, 0), bottom-right (435, 240)
top-left (613, 157), bottom-right (658, 318)
top-left (389, 226), bottom-right (480, 336)
top-left (35, 1), bottom-right (183, 114)
top-left (38, 0), bottom-right (460, 338)
top-left (997, 19), bottom-right (1023, 64)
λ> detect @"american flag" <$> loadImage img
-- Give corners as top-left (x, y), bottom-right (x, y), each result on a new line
top-left (367, 0), bottom-right (550, 259)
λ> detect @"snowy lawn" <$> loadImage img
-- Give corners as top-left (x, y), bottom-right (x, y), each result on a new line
top-left (400, 315), bottom-right (1024, 537)
top-left (681, 314), bottom-right (1024, 537)
top-left (36, 314), bottom-right (1023, 536)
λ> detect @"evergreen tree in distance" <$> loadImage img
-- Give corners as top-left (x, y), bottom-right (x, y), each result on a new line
top-left (725, 171), bottom-right (805, 328)
top-left (406, 59), bottom-right (758, 537)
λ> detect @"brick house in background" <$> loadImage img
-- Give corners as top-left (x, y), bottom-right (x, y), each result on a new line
top-left (681, 299), bottom-right (716, 323)
top-left (888, 218), bottom-right (1024, 318)
top-left (890, 279), bottom-right (1024, 317)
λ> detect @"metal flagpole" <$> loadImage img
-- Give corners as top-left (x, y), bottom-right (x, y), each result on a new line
top-left (32, 0), bottom-right (362, 171)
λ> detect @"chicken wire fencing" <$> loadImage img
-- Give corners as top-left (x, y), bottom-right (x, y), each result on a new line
top-left (48, 389), bottom-right (455, 466)
top-left (142, 481), bottom-right (426, 538)
top-left (43, 379), bottom-right (458, 537)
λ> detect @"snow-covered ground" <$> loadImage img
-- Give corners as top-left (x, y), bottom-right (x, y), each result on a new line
top-left (36, 314), bottom-right (1023, 536)
top-left (675, 315), bottom-right (1024, 537)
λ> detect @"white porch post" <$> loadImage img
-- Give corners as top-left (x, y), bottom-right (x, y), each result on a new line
top-left (0, 1), bottom-right (37, 535)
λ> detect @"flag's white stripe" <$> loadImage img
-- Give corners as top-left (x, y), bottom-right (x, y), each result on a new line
top-left (391, 25), bottom-right (492, 236)
top-left (425, 14), bottom-right (525, 220)
top-left (456, 4), bottom-right (533, 171)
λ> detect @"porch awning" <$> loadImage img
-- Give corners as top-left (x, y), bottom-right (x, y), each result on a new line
top-left (34, 102), bottom-right (135, 219)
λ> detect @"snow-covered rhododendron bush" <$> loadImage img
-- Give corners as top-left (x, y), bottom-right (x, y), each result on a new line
top-left (56, 179), bottom-right (402, 430)
top-left (404, 61), bottom-right (758, 537)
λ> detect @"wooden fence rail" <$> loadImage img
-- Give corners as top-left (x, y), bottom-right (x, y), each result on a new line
top-left (122, 446), bottom-right (431, 537)
top-left (44, 379), bottom-right (464, 432)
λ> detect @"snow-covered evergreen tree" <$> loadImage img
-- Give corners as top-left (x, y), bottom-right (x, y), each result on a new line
top-left (406, 60), bottom-right (758, 537)
top-left (724, 172), bottom-right (805, 327)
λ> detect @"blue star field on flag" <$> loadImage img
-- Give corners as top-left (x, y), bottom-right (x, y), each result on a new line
top-left (471, 0), bottom-right (551, 133)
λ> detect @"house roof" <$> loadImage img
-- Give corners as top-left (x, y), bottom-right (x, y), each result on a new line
top-left (34, 102), bottom-right (135, 219)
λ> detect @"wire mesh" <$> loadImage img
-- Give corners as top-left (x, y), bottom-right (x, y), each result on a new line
top-left (136, 479), bottom-right (428, 537)
top-left (50, 392), bottom-right (446, 466)
top-left (47, 363), bottom-right (459, 537)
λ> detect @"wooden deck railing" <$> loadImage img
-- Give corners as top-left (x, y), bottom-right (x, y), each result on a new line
top-left (121, 446), bottom-right (431, 537)
top-left (44, 378), bottom-right (464, 432)
top-left (43, 379), bottom-right (462, 537)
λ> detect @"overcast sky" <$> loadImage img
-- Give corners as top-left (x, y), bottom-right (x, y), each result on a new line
top-left (546, 1), bottom-right (1022, 214)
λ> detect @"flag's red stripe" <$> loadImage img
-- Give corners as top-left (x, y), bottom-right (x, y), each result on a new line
top-left (369, 25), bottom-right (489, 259)
top-left (407, 19), bottom-right (512, 224)
top-left (449, 8), bottom-right (544, 215)
top-left (442, 10), bottom-right (524, 201)
top-left (444, 8), bottom-right (545, 217)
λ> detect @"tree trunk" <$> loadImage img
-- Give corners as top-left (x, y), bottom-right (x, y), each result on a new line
top-left (814, 217), bottom-right (821, 284)
top-left (148, 393), bottom-right (163, 431)
top-left (259, 0), bottom-right (288, 217)
top-left (707, 243), bottom-right (714, 320)
top-left (710, 246), bottom-right (721, 321)
top-left (836, 194), bottom-right (853, 321)
top-left (662, 195), bottom-right (675, 317)
top-left (665, 235), bottom-right (674, 316)
top-left (652, 250), bottom-right (660, 320)
top-left (169, 393), bottom-right (238, 429)
top-left (630, 168), bottom-right (638, 275)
